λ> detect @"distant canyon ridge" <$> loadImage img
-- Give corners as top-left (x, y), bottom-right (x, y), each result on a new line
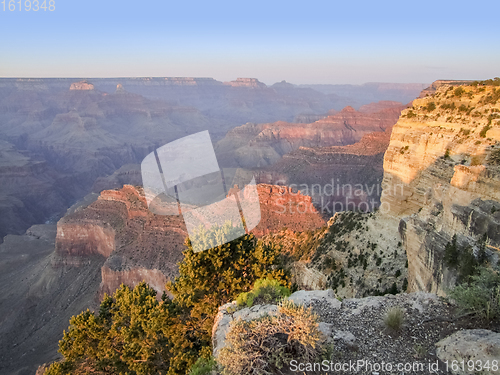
top-left (0, 77), bottom-right (426, 240)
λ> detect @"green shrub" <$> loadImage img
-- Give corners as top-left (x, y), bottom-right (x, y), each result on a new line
top-left (402, 278), bottom-right (408, 291)
top-left (449, 266), bottom-right (500, 320)
top-left (189, 357), bottom-right (218, 375)
top-left (236, 278), bottom-right (291, 308)
top-left (440, 102), bottom-right (456, 111)
top-left (413, 344), bottom-right (427, 359)
top-left (219, 300), bottom-right (322, 375)
top-left (444, 235), bottom-right (459, 267)
top-left (454, 87), bottom-right (465, 97)
top-left (406, 110), bottom-right (416, 118)
top-left (480, 124), bottom-right (491, 138)
top-left (426, 102), bottom-right (436, 112)
top-left (384, 307), bottom-right (405, 331)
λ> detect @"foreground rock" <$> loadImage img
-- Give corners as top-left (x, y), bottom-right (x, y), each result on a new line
top-left (436, 329), bottom-right (500, 375)
top-left (213, 290), bottom-right (498, 374)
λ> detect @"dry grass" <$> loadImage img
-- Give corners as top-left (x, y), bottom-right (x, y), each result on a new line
top-left (219, 300), bottom-right (322, 375)
top-left (384, 307), bottom-right (405, 331)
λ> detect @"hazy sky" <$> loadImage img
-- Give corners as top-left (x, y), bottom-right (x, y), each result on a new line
top-left (1, 0), bottom-right (498, 84)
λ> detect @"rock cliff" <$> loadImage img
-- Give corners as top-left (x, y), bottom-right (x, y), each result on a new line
top-left (251, 184), bottom-right (326, 236)
top-left (215, 105), bottom-right (403, 169)
top-left (55, 185), bottom-right (188, 296)
top-left (380, 81), bottom-right (500, 294)
top-left (55, 183), bottom-right (326, 296)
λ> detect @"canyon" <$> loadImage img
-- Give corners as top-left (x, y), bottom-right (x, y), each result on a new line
top-left (286, 80), bottom-right (500, 300)
top-left (0, 181), bottom-right (327, 375)
top-left (4, 78), bottom-right (499, 375)
top-left (0, 78), bottom-right (419, 240)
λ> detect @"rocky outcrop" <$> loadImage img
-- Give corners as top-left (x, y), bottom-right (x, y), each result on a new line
top-left (380, 82), bottom-right (500, 294)
top-left (56, 182), bottom-right (325, 296)
top-left (282, 210), bottom-right (407, 298)
top-left (223, 78), bottom-right (267, 88)
top-left (436, 330), bottom-right (500, 375)
top-left (55, 185), bottom-right (188, 296)
top-left (252, 184), bottom-right (326, 236)
top-left (212, 289), bottom-right (471, 372)
top-left (69, 81), bottom-right (95, 90)
top-left (418, 80), bottom-right (474, 98)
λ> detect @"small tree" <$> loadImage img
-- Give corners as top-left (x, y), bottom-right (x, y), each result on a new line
top-left (46, 283), bottom-right (185, 375)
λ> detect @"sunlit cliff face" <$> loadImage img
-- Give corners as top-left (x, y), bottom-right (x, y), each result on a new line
top-left (381, 84), bottom-right (500, 217)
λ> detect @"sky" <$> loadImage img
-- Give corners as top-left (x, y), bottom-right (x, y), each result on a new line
top-left (0, 0), bottom-right (499, 84)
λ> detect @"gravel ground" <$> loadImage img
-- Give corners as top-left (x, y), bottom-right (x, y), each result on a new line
top-left (282, 292), bottom-right (499, 375)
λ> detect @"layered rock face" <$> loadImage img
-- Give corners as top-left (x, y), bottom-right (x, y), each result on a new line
top-left (55, 183), bottom-right (326, 296)
top-left (55, 185), bottom-right (188, 296)
top-left (215, 105), bottom-right (404, 169)
top-left (251, 184), bottom-right (326, 236)
top-left (380, 82), bottom-right (500, 294)
top-left (260, 126), bottom-right (394, 211)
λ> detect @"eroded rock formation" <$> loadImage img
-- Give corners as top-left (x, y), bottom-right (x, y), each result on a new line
top-left (55, 185), bottom-right (188, 296)
top-left (251, 184), bottom-right (326, 236)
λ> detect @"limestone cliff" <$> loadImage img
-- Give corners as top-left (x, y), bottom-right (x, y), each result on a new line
top-left (380, 81), bottom-right (500, 294)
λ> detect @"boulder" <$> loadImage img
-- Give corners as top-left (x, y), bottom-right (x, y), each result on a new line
top-left (436, 329), bottom-right (500, 375)
top-left (288, 289), bottom-right (341, 310)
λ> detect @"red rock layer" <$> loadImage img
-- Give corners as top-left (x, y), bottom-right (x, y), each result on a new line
top-left (251, 184), bottom-right (327, 236)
